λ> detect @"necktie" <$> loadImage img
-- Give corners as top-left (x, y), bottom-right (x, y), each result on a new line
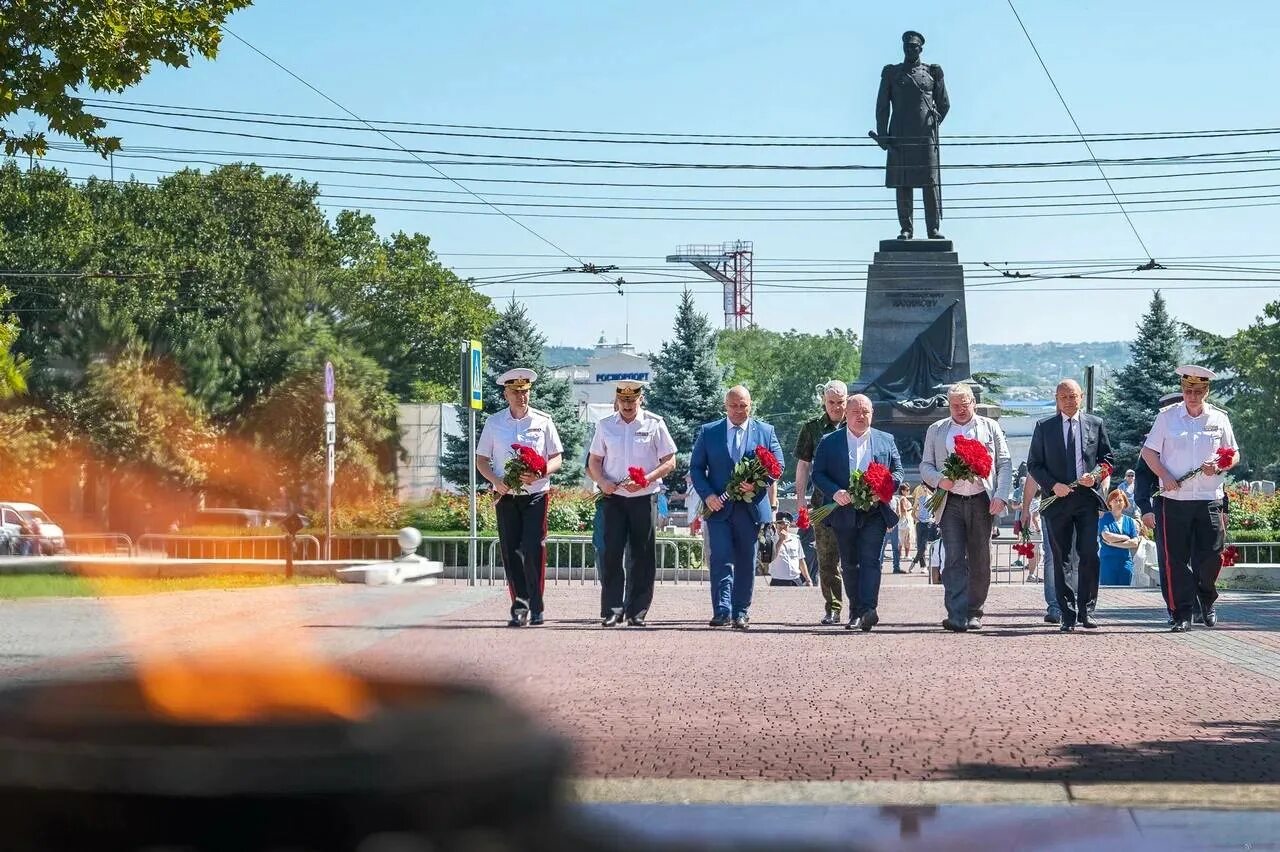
top-left (731, 426), bottom-right (744, 463)
top-left (1065, 418), bottom-right (1078, 479)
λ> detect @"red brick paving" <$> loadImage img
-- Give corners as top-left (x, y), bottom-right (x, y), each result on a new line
top-left (345, 580), bottom-right (1280, 783)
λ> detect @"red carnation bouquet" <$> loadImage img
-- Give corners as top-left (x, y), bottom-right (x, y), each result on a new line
top-left (502, 443), bottom-right (547, 495)
top-left (926, 435), bottom-right (992, 514)
top-left (1157, 446), bottom-right (1236, 495)
top-left (1038, 461), bottom-right (1115, 513)
top-left (595, 466), bottom-right (649, 502)
top-left (1220, 545), bottom-right (1240, 568)
top-left (809, 461), bottom-right (896, 524)
top-left (796, 507), bottom-right (812, 531)
top-left (1011, 518), bottom-right (1035, 564)
top-left (698, 445), bottom-right (782, 518)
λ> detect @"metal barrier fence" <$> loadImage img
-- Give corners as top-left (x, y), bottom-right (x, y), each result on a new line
top-left (1228, 541), bottom-right (1280, 564)
top-left (478, 536), bottom-right (697, 585)
top-left (0, 532), bottom-right (135, 557)
top-left (923, 540), bottom-right (1032, 585)
top-left (327, 534), bottom-right (404, 561)
top-left (135, 534), bottom-right (322, 561)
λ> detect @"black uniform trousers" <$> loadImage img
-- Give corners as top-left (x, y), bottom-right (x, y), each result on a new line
top-left (601, 493), bottom-right (656, 618)
top-left (496, 492), bottom-right (548, 616)
top-left (1155, 497), bottom-right (1224, 620)
top-left (1044, 489), bottom-right (1101, 627)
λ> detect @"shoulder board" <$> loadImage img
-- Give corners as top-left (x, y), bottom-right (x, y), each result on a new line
top-left (882, 63), bottom-right (897, 75)
top-left (527, 406), bottom-right (552, 419)
top-left (929, 64), bottom-right (944, 78)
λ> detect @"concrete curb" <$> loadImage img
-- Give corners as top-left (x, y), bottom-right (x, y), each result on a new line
top-left (569, 778), bottom-right (1280, 810)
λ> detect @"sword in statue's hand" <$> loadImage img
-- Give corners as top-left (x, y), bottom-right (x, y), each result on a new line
top-left (868, 131), bottom-right (894, 151)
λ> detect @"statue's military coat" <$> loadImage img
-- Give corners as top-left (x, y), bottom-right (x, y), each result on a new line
top-left (875, 62), bottom-right (949, 188)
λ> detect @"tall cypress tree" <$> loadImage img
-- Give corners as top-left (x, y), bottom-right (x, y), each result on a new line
top-left (442, 300), bottom-right (585, 488)
top-left (647, 290), bottom-right (725, 489)
top-left (1098, 291), bottom-right (1183, 470)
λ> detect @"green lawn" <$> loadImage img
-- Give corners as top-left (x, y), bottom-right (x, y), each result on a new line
top-left (0, 574), bottom-right (335, 599)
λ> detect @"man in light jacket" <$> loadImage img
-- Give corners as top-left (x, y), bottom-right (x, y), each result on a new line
top-left (919, 383), bottom-right (1012, 632)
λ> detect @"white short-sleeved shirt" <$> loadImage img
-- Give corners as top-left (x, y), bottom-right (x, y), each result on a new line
top-left (476, 406), bottom-right (564, 494)
top-left (1143, 402), bottom-right (1237, 502)
top-left (846, 428), bottom-right (872, 474)
top-left (768, 534), bottom-right (804, 582)
top-left (588, 410), bottom-right (677, 497)
top-left (946, 419), bottom-right (985, 496)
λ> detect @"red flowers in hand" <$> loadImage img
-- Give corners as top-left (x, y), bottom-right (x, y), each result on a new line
top-left (511, 444), bottom-right (547, 476)
top-left (797, 507), bottom-right (812, 530)
top-left (502, 443), bottom-right (548, 494)
top-left (1216, 447), bottom-right (1236, 470)
top-left (754, 446), bottom-right (782, 479)
top-left (952, 435), bottom-right (993, 479)
top-left (863, 461), bottom-right (896, 504)
top-left (1220, 545), bottom-right (1240, 568)
top-left (627, 467), bottom-right (649, 487)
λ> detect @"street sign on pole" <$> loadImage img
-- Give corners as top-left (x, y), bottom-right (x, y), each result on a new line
top-left (324, 361), bottom-right (335, 402)
top-left (325, 423), bottom-right (336, 446)
top-left (324, 402), bottom-right (336, 424)
top-left (460, 340), bottom-right (483, 585)
top-left (327, 444), bottom-right (336, 486)
top-left (324, 361), bottom-right (335, 560)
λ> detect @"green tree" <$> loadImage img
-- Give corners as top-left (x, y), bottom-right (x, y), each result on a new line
top-left (0, 403), bottom-right (58, 494)
top-left (647, 291), bottom-right (725, 488)
top-left (716, 327), bottom-right (860, 479)
top-left (0, 315), bottom-right (30, 399)
top-left (1098, 291), bottom-right (1183, 471)
top-left (1186, 304), bottom-right (1280, 477)
top-left (442, 300), bottom-right (585, 488)
top-left (1, 0), bottom-right (252, 156)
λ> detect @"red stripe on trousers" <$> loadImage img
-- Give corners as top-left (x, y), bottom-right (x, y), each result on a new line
top-left (1159, 498), bottom-right (1175, 613)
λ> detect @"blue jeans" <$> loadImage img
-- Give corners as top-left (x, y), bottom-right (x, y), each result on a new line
top-left (883, 526), bottom-right (902, 572)
top-left (706, 502), bottom-right (760, 619)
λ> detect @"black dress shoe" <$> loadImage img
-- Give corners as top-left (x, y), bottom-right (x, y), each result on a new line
top-left (845, 614), bottom-right (863, 630)
top-left (602, 612), bottom-right (624, 627)
top-left (941, 618), bottom-right (968, 633)
top-left (529, 613), bottom-right (545, 626)
top-left (627, 615), bottom-right (646, 627)
top-left (1170, 620), bottom-right (1191, 633)
top-left (861, 609), bottom-right (880, 632)
top-left (731, 615), bottom-right (750, 631)
top-left (709, 615), bottom-right (731, 627)
top-left (508, 608), bottom-right (530, 628)
top-left (1203, 608), bottom-right (1218, 627)
top-left (1081, 615), bottom-right (1099, 629)
top-left (820, 612), bottom-right (837, 626)
top-left (1059, 623), bottom-right (1075, 633)
top-left (1192, 612), bottom-right (1205, 625)
top-left (1044, 612), bottom-right (1062, 624)
top-left (966, 616), bottom-right (983, 631)
top-left (1167, 614), bottom-right (1177, 626)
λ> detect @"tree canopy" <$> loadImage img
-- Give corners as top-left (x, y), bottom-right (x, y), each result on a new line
top-left (0, 0), bottom-right (253, 156)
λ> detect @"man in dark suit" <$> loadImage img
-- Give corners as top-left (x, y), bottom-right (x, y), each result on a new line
top-left (812, 394), bottom-right (903, 631)
top-left (1026, 379), bottom-right (1114, 632)
top-left (690, 385), bottom-right (785, 631)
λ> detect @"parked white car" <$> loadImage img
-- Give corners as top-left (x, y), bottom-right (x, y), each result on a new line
top-left (0, 503), bottom-right (66, 555)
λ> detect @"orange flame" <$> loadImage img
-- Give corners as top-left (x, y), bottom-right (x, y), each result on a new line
top-left (137, 654), bottom-right (374, 723)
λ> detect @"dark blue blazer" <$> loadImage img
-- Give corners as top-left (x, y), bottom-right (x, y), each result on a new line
top-left (690, 417), bottom-right (784, 524)
top-left (812, 427), bottom-right (904, 530)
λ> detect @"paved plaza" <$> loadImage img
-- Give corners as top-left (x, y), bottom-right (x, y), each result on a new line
top-left (2, 575), bottom-right (1277, 791)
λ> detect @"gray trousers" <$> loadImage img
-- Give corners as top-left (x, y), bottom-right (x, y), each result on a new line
top-left (939, 492), bottom-right (994, 622)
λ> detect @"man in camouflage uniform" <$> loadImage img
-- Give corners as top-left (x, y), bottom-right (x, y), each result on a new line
top-left (794, 380), bottom-right (848, 624)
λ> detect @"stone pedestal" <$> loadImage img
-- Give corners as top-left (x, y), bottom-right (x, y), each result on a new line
top-left (856, 239), bottom-right (988, 473)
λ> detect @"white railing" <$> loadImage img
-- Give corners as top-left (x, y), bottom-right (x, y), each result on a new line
top-left (135, 534), bottom-right (322, 561)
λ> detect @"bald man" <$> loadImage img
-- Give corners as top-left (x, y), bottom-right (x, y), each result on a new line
top-left (690, 386), bottom-right (785, 630)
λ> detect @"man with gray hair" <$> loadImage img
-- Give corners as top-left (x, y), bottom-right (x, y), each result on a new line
top-left (920, 382), bottom-right (1012, 632)
top-left (794, 379), bottom-right (848, 624)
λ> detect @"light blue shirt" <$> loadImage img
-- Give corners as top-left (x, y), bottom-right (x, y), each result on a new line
top-left (727, 419), bottom-right (750, 462)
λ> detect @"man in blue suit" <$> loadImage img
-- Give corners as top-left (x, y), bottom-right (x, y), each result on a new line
top-left (690, 385), bottom-right (784, 630)
top-left (812, 394), bottom-right (903, 631)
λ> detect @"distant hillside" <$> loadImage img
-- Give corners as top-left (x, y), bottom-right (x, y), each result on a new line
top-left (544, 345), bottom-right (594, 368)
top-left (971, 341), bottom-right (1131, 390)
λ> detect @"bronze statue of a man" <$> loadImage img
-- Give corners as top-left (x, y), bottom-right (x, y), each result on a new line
top-left (874, 30), bottom-right (950, 240)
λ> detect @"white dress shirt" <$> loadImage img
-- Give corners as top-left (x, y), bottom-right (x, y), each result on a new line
top-left (1061, 414), bottom-right (1085, 480)
top-left (588, 410), bottom-right (677, 497)
top-left (476, 406), bottom-right (564, 494)
top-left (846, 428), bottom-right (872, 474)
top-left (1143, 403), bottom-right (1238, 502)
top-left (768, 534), bottom-right (804, 582)
top-left (946, 419), bottom-right (985, 496)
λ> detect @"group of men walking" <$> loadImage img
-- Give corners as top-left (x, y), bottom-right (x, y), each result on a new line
top-left (474, 364), bottom-right (1238, 635)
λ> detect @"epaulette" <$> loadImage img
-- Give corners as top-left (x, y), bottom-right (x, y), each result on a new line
top-left (929, 63), bottom-right (944, 79)
top-left (882, 63), bottom-right (896, 75)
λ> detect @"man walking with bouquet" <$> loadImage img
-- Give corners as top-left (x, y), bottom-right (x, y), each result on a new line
top-left (587, 380), bottom-right (677, 627)
top-left (690, 385), bottom-right (785, 630)
top-left (811, 394), bottom-right (903, 631)
top-left (1027, 379), bottom-right (1114, 632)
top-left (1140, 366), bottom-right (1239, 632)
top-left (475, 368), bottom-right (564, 627)
top-left (920, 383), bottom-right (1012, 632)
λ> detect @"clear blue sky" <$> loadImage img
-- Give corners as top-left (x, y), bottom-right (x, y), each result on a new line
top-left (36, 0), bottom-right (1280, 356)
